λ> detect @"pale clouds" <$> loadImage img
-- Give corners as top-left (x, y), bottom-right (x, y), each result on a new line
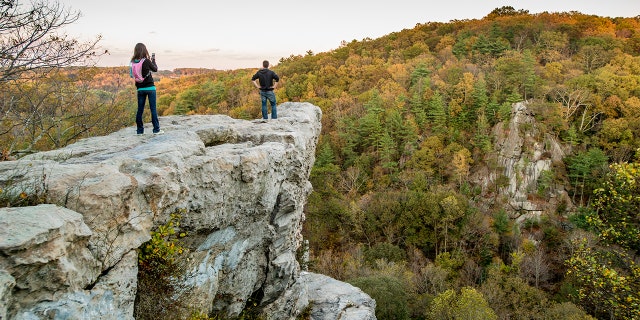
top-left (60, 0), bottom-right (640, 70)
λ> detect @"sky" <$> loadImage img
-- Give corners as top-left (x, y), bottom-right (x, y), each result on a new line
top-left (57, 0), bottom-right (640, 71)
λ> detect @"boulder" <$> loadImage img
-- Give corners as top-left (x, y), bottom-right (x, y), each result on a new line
top-left (0, 102), bottom-right (377, 319)
top-left (0, 205), bottom-right (98, 314)
top-left (301, 272), bottom-right (377, 320)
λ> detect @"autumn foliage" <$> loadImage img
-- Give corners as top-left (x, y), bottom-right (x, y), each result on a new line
top-left (2, 5), bottom-right (640, 319)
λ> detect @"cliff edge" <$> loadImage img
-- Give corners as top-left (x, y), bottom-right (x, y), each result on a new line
top-left (0, 102), bottom-right (376, 319)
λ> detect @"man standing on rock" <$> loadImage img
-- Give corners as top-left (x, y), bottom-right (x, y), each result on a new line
top-left (251, 60), bottom-right (280, 120)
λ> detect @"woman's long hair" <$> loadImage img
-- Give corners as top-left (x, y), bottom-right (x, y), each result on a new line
top-left (131, 43), bottom-right (149, 62)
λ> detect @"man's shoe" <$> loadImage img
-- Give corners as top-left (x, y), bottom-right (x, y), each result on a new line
top-left (153, 130), bottom-right (164, 134)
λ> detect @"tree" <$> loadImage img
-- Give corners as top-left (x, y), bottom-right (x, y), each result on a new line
top-left (450, 72), bottom-right (476, 128)
top-left (356, 91), bottom-right (385, 152)
top-left (379, 131), bottom-right (398, 172)
top-left (399, 189), bottom-right (469, 256)
top-left (406, 136), bottom-right (446, 180)
top-left (427, 287), bottom-right (497, 320)
top-left (385, 108), bottom-right (414, 159)
top-left (494, 51), bottom-right (539, 101)
top-left (535, 31), bottom-right (569, 64)
top-left (544, 303), bottom-right (595, 320)
top-left (566, 240), bottom-right (640, 319)
top-left (1, 0), bottom-right (104, 158)
top-left (566, 148), bottom-right (608, 204)
top-left (597, 118), bottom-right (638, 163)
top-left (590, 161), bottom-right (640, 253)
top-left (428, 91), bottom-right (447, 133)
top-left (1, 68), bottom-right (132, 157)
top-left (485, 6), bottom-right (529, 19)
top-left (451, 148), bottom-right (472, 186)
top-left (349, 275), bottom-right (409, 320)
top-left (439, 195), bottom-right (464, 252)
top-left (519, 245), bottom-right (550, 288)
top-left (521, 50), bottom-right (538, 100)
top-left (473, 109), bottom-right (492, 152)
top-left (576, 36), bottom-right (619, 73)
top-left (480, 267), bottom-right (551, 320)
top-left (0, 0), bottom-right (102, 82)
top-left (471, 76), bottom-right (489, 114)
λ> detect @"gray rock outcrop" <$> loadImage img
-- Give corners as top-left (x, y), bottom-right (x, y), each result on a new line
top-left (0, 102), bottom-right (376, 319)
top-left (301, 272), bottom-right (376, 320)
top-left (475, 102), bottom-right (572, 222)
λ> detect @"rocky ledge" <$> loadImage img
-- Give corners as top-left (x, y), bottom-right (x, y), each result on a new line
top-left (0, 102), bottom-right (376, 319)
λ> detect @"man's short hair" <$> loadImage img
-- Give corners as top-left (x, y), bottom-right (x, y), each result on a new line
top-left (263, 60), bottom-right (269, 68)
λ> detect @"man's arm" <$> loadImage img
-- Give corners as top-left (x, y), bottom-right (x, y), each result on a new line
top-left (251, 73), bottom-right (261, 89)
top-left (271, 71), bottom-right (279, 89)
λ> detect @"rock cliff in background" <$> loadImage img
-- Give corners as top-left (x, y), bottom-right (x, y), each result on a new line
top-left (0, 102), bottom-right (376, 319)
top-left (474, 102), bottom-right (572, 222)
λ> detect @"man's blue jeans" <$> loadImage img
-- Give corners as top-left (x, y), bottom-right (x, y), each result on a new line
top-left (260, 90), bottom-right (277, 119)
top-left (136, 90), bottom-right (160, 134)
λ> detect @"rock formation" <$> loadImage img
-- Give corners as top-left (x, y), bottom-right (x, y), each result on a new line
top-left (0, 102), bottom-right (376, 319)
top-left (474, 102), bottom-right (572, 222)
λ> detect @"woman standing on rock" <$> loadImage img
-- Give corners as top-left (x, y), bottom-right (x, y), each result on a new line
top-left (130, 43), bottom-right (162, 134)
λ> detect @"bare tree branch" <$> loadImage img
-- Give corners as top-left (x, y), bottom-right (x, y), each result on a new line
top-left (551, 86), bottom-right (590, 121)
top-left (0, 1), bottom-right (120, 159)
top-left (0, 0), bottom-right (103, 83)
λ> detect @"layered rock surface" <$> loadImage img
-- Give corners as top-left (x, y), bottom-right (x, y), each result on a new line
top-left (0, 102), bottom-right (376, 319)
top-left (474, 102), bottom-right (571, 222)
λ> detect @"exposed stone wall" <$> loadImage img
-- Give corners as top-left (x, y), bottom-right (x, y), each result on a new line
top-left (474, 102), bottom-right (572, 223)
top-left (0, 102), bottom-right (377, 319)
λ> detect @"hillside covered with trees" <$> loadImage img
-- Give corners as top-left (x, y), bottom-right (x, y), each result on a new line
top-left (2, 4), bottom-right (639, 319)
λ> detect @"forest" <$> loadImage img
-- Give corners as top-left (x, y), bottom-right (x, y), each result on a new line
top-left (1, 5), bottom-right (640, 320)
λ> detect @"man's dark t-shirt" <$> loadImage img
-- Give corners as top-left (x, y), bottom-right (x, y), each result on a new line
top-left (252, 68), bottom-right (280, 91)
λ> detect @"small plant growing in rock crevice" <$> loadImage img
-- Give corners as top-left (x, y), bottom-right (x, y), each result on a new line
top-left (0, 166), bottom-right (49, 207)
top-left (134, 210), bottom-right (189, 320)
top-left (138, 211), bottom-right (187, 273)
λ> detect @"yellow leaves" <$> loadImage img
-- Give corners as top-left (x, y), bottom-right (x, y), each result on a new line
top-left (138, 210), bottom-right (188, 266)
top-left (620, 96), bottom-right (640, 118)
top-left (543, 61), bottom-right (565, 83)
top-left (452, 147), bottom-right (472, 184)
top-left (566, 244), bottom-right (640, 318)
top-left (387, 64), bottom-right (409, 85)
top-left (591, 161), bottom-right (640, 251)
